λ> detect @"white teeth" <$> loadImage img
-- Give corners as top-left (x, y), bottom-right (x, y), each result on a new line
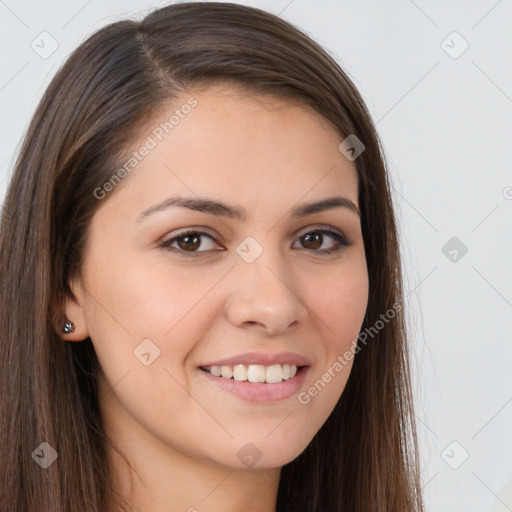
top-left (233, 364), bottom-right (247, 381)
top-left (221, 365), bottom-right (233, 379)
top-left (210, 365), bottom-right (222, 377)
top-left (265, 364), bottom-right (283, 384)
top-left (204, 363), bottom-right (300, 383)
top-left (247, 365), bottom-right (266, 383)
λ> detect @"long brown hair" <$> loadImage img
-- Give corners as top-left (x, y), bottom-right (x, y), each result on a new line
top-left (0, 2), bottom-right (424, 510)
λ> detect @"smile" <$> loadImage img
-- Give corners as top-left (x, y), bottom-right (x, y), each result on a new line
top-left (199, 363), bottom-right (301, 384)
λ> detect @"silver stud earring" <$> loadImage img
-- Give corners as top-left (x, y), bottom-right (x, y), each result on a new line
top-left (62, 321), bottom-right (75, 334)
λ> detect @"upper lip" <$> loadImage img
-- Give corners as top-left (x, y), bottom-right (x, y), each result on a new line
top-left (199, 351), bottom-right (311, 368)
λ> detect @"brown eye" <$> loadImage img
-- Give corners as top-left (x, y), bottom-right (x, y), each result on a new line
top-left (294, 228), bottom-right (350, 254)
top-left (177, 233), bottom-right (201, 251)
top-left (160, 230), bottom-right (220, 253)
top-left (300, 232), bottom-right (323, 250)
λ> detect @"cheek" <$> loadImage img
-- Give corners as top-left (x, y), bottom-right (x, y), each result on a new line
top-left (309, 259), bottom-right (369, 352)
top-left (81, 248), bottom-right (229, 369)
top-left (117, 260), bottom-right (231, 338)
top-left (297, 257), bottom-right (368, 416)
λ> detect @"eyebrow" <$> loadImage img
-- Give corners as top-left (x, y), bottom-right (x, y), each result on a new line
top-left (136, 195), bottom-right (360, 222)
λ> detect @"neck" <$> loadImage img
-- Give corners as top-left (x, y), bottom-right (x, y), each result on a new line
top-left (106, 437), bottom-right (280, 512)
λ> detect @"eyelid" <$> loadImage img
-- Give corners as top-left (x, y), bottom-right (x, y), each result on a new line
top-left (295, 223), bottom-right (346, 239)
top-left (162, 225), bottom-right (218, 240)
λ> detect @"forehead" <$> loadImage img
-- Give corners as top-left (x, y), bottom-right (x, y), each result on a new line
top-left (99, 86), bottom-right (359, 220)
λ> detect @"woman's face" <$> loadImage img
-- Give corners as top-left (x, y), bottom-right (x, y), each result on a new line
top-left (65, 86), bottom-right (369, 470)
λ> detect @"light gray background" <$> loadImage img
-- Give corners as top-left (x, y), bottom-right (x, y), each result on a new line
top-left (1, 1), bottom-right (511, 511)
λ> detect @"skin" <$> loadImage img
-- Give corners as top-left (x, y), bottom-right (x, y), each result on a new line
top-left (60, 86), bottom-right (369, 512)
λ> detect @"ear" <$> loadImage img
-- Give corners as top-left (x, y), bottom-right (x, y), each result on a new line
top-left (53, 280), bottom-right (90, 342)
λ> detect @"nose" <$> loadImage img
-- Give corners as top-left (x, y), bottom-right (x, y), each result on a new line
top-left (225, 250), bottom-right (309, 335)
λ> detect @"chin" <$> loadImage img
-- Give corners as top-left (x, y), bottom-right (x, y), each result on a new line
top-left (220, 435), bottom-right (312, 471)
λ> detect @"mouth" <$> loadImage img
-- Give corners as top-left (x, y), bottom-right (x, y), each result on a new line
top-left (198, 363), bottom-right (310, 403)
top-left (197, 352), bottom-right (311, 402)
top-left (199, 363), bottom-right (306, 384)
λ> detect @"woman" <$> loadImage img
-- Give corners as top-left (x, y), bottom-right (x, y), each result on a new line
top-left (0, 2), bottom-right (424, 511)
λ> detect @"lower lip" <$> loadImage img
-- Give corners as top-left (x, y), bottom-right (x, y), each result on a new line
top-left (199, 367), bottom-right (310, 403)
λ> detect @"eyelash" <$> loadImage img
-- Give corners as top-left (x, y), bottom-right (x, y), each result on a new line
top-left (159, 226), bottom-right (351, 256)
